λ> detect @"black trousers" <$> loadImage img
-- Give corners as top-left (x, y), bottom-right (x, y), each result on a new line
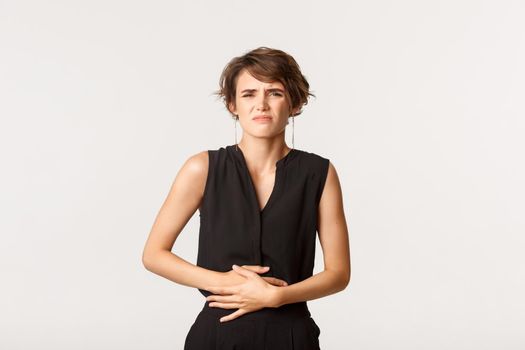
top-left (184, 301), bottom-right (321, 350)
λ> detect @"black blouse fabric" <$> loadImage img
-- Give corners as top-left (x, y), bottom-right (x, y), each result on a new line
top-left (196, 144), bottom-right (330, 298)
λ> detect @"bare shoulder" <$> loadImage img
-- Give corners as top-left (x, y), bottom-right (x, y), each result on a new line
top-left (174, 150), bottom-right (209, 197)
top-left (320, 160), bottom-right (343, 209)
top-left (181, 150), bottom-right (208, 172)
top-left (326, 161), bottom-right (340, 186)
top-left (325, 159), bottom-right (341, 186)
top-left (180, 151), bottom-right (208, 177)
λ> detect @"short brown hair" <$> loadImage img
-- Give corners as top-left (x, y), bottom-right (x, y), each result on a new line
top-left (213, 47), bottom-right (316, 119)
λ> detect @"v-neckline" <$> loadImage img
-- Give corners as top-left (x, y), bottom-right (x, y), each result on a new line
top-left (231, 144), bottom-right (296, 214)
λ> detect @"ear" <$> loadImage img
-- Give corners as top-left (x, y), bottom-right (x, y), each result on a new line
top-left (228, 101), bottom-right (237, 115)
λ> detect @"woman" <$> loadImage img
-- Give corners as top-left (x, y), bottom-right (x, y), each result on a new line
top-left (142, 47), bottom-right (351, 349)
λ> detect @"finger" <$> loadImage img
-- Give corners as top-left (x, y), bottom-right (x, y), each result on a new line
top-left (242, 265), bottom-right (270, 273)
top-left (209, 302), bottom-right (240, 309)
top-left (263, 277), bottom-right (288, 286)
top-left (220, 309), bottom-right (247, 322)
top-left (206, 294), bottom-right (239, 303)
top-left (277, 279), bottom-right (288, 286)
top-left (232, 264), bottom-right (257, 278)
top-left (269, 277), bottom-right (288, 286)
top-left (262, 277), bottom-right (277, 285)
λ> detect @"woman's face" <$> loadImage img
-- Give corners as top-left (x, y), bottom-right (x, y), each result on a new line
top-left (229, 69), bottom-right (297, 139)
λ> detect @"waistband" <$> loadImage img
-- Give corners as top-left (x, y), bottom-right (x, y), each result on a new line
top-left (199, 300), bottom-right (311, 322)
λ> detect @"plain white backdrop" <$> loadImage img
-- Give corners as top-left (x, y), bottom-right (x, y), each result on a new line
top-left (1, 0), bottom-right (524, 349)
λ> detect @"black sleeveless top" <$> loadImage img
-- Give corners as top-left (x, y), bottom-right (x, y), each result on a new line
top-left (196, 144), bottom-right (330, 298)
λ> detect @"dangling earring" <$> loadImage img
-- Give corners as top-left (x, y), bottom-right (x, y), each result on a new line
top-left (234, 115), bottom-right (239, 151)
top-left (291, 114), bottom-right (295, 150)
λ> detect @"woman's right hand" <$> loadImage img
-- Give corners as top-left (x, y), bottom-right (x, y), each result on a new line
top-left (220, 265), bottom-right (288, 287)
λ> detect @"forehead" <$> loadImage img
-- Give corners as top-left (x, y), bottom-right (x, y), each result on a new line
top-left (236, 69), bottom-right (284, 89)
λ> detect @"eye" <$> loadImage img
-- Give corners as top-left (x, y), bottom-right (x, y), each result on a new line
top-left (270, 92), bottom-right (283, 96)
top-left (241, 94), bottom-right (253, 98)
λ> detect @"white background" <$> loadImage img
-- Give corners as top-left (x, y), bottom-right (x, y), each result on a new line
top-left (1, 0), bottom-right (524, 349)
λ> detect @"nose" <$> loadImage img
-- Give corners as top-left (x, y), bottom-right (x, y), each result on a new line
top-left (256, 93), bottom-right (269, 110)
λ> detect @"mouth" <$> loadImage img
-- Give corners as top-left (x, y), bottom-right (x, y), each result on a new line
top-left (253, 115), bottom-right (273, 121)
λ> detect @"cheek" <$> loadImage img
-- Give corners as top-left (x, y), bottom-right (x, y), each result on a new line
top-left (238, 99), bottom-right (252, 109)
top-left (277, 102), bottom-right (291, 114)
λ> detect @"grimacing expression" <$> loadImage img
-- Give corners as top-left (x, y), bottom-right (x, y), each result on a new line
top-left (229, 70), bottom-right (298, 138)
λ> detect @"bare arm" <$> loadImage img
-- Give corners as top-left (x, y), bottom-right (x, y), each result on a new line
top-left (274, 161), bottom-right (351, 307)
top-left (142, 151), bottom-right (223, 289)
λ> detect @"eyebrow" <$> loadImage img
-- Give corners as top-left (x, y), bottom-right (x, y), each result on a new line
top-left (240, 88), bottom-right (285, 94)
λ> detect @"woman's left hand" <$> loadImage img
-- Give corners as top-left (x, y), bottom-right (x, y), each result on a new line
top-left (204, 264), bottom-right (283, 322)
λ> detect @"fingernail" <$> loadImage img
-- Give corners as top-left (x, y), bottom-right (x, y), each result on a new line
top-left (232, 264), bottom-right (238, 268)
